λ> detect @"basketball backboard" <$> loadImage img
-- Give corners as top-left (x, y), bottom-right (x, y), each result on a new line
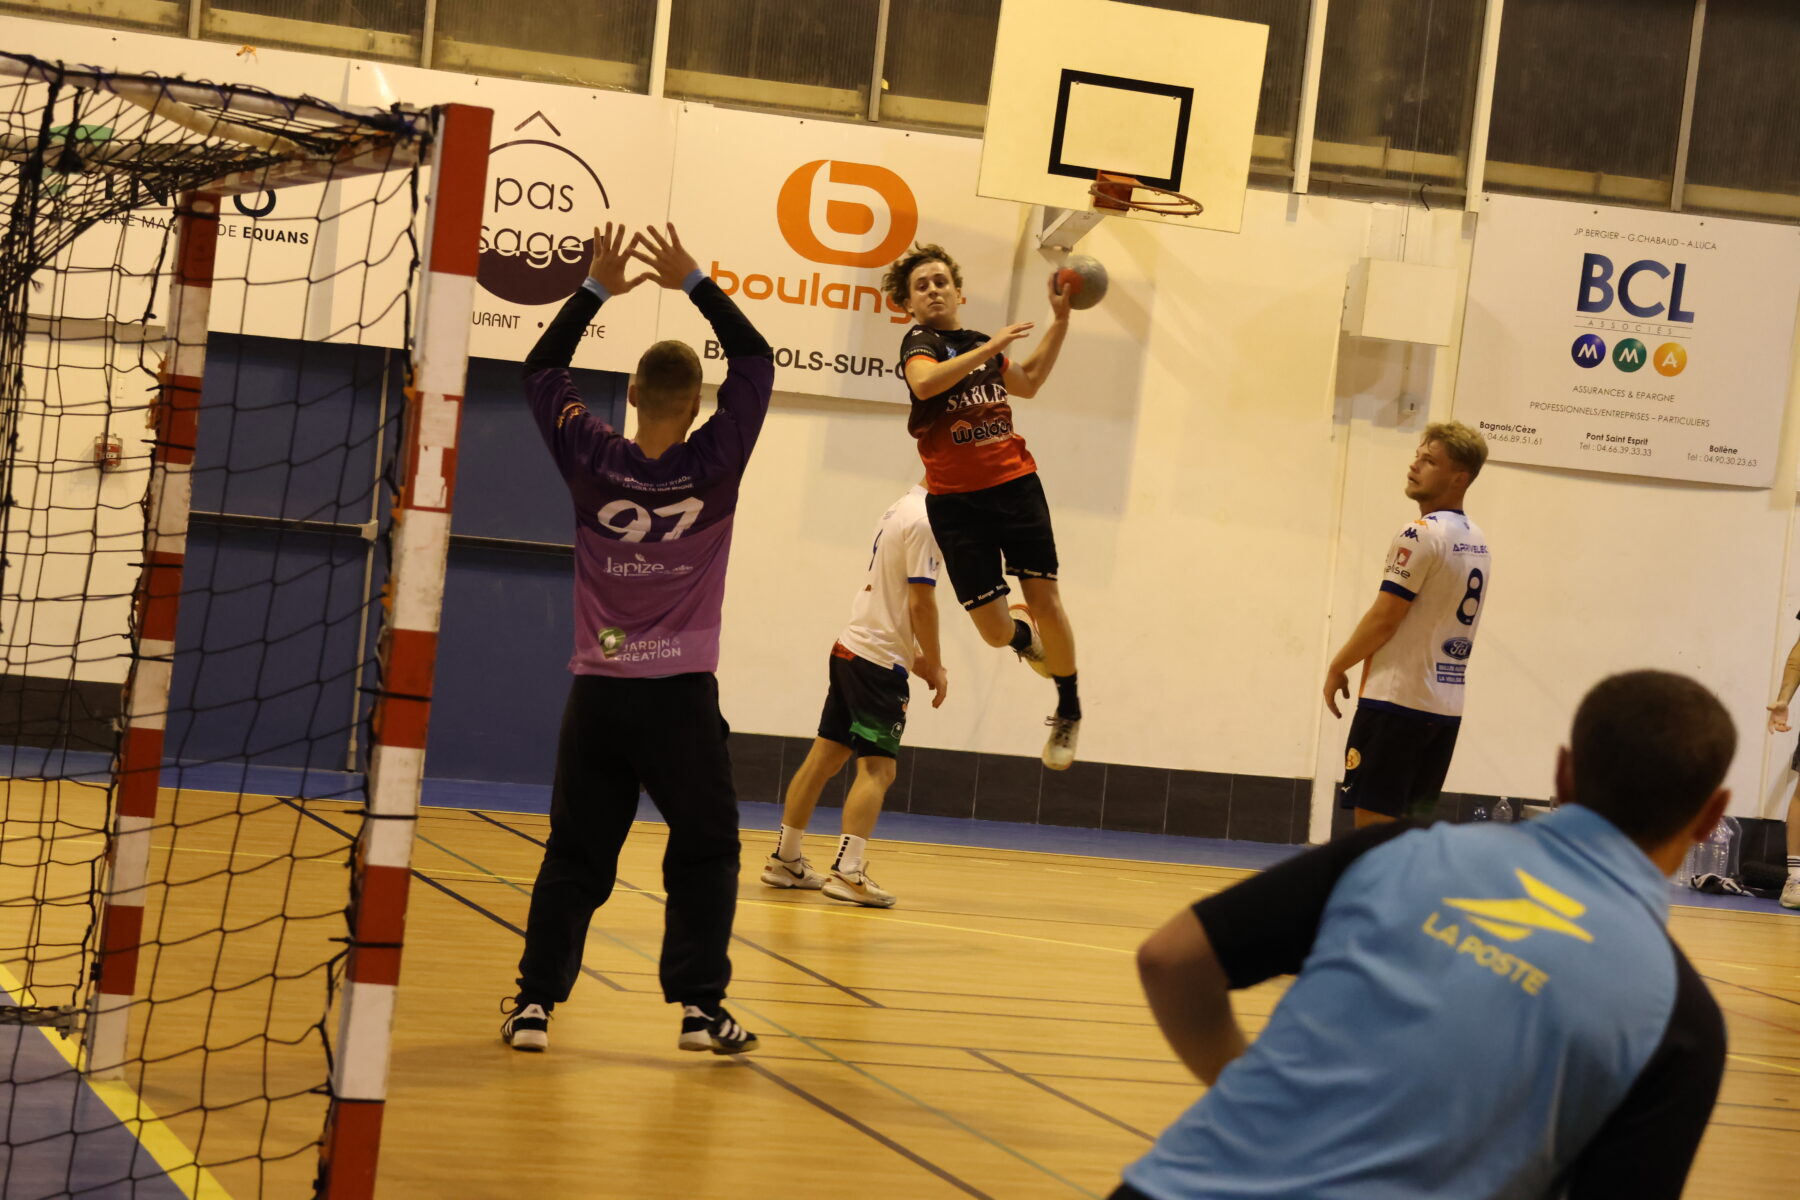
top-left (978, 0), bottom-right (1267, 236)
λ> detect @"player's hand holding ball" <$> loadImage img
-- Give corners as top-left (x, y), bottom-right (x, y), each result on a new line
top-left (632, 223), bottom-right (701, 290)
top-left (1050, 254), bottom-right (1108, 313)
top-left (588, 222), bottom-right (650, 295)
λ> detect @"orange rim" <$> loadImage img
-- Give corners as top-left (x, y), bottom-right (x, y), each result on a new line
top-left (1088, 173), bottom-right (1203, 216)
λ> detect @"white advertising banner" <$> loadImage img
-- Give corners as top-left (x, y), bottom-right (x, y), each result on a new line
top-left (8, 16), bottom-right (1036, 402)
top-left (660, 104), bottom-right (1023, 404)
top-left (1454, 193), bottom-right (1800, 487)
top-left (351, 64), bottom-right (678, 370)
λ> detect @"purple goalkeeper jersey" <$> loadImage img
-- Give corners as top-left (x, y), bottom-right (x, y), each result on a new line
top-left (524, 352), bottom-right (774, 678)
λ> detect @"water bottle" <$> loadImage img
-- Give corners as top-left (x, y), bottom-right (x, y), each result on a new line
top-left (1470, 798), bottom-right (1513, 823)
top-left (1691, 815), bottom-right (1742, 879)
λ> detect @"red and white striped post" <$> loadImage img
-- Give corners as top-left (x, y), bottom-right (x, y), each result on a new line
top-left (316, 102), bottom-right (490, 1200)
top-left (84, 191), bottom-right (220, 1078)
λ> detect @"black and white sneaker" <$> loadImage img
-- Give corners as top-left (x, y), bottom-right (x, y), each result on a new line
top-left (678, 1004), bottom-right (759, 1055)
top-left (501, 997), bottom-right (550, 1052)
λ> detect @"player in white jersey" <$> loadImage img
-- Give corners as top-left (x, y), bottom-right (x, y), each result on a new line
top-left (763, 484), bottom-right (948, 907)
top-left (1324, 422), bottom-right (1491, 828)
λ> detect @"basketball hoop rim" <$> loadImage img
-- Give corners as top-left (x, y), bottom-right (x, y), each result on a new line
top-left (1087, 175), bottom-right (1203, 217)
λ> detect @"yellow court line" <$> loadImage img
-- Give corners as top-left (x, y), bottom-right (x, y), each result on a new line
top-left (0, 962), bottom-right (232, 1199)
top-left (1727, 1052), bottom-right (1800, 1077)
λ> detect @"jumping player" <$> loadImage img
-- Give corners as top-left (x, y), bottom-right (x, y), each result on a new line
top-left (501, 224), bottom-right (771, 1057)
top-left (763, 482), bottom-right (948, 908)
top-left (882, 244), bottom-right (1081, 769)
top-left (1324, 422), bottom-right (1492, 828)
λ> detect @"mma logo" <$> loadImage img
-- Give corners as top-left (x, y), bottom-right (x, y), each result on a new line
top-left (777, 160), bottom-right (918, 268)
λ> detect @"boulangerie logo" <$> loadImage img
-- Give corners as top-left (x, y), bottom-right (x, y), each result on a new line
top-left (776, 160), bottom-right (918, 267)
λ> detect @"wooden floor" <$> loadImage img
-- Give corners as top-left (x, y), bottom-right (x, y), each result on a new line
top-left (5, 793), bottom-right (1799, 1197)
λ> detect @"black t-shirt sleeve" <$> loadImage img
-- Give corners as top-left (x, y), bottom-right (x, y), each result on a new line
top-left (523, 286), bottom-right (602, 376)
top-left (900, 326), bottom-right (943, 366)
top-left (688, 277), bottom-right (771, 359)
top-left (1562, 943), bottom-right (1726, 1200)
top-left (1193, 821), bottom-right (1414, 990)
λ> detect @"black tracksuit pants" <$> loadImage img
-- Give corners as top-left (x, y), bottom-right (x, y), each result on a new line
top-left (516, 673), bottom-right (739, 1008)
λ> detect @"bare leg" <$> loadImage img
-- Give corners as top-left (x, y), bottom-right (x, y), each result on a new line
top-left (967, 595), bottom-right (1015, 647)
top-left (842, 755), bottom-right (898, 840)
top-left (1019, 578), bottom-right (1076, 677)
top-left (781, 738), bottom-right (853, 833)
top-left (1355, 808), bottom-right (1396, 830)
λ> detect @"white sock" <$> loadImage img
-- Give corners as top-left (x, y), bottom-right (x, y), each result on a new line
top-left (836, 834), bottom-right (868, 876)
top-left (1787, 855), bottom-right (1799, 883)
top-left (777, 824), bottom-right (806, 861)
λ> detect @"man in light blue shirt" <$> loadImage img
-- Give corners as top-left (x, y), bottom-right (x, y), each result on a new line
top-left (1116, 670), bottom-right (1729, 1200)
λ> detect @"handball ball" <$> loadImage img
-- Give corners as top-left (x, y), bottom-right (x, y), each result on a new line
top-left (1053, 254), bottom-right (1108, 310)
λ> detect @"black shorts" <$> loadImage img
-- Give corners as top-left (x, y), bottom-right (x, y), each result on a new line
top-left (1791, 733), bottom-right (1800, 772)
top-left (924, 472), bottom-right (1059, 610)
top-left (1338, 704), bottom-right (1461, 820)
top-left (817, 645), bottom-right (909, 759)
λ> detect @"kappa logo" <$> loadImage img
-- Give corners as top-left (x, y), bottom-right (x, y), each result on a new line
top-left (1401, 527), bottom-right (1421, 541)
top-left (1443, 869), bottom-right (1593, 945)
top-left (777, 159), bottom-right (918, 268)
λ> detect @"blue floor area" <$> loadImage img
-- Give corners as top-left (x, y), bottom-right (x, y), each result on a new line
top-left (0, 993), bottom-right (185, 1200)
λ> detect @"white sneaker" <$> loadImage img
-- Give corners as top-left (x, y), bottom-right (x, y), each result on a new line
top-left (1009, 603), bottom-right (1052, 678)
top-left (823, 868), bottom-right (897, 908)
top-left (761, 852), bottom-right (826, 889)
top-left (1781, 876), bottom-right (1800, 910)
top-left (1043, 715), bottom-right (1079, 771)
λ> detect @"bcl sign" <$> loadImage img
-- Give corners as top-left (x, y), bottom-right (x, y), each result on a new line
top-left (1575, 253), bottom-right (1696, 322)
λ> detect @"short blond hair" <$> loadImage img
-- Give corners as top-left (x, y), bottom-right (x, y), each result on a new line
top-left (1422, 420), bottom-right (1487, 480)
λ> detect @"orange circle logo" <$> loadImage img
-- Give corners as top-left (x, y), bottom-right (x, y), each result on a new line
top-left (777, 160), bottom-right (918, 268)
top-left (1653, 342), bottom-right (1687, 377)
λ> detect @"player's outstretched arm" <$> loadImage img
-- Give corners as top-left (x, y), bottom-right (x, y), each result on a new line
top-left (1322, 591), bottom-right (1411, 718)
top-left (633, 223), bottom-right (772, 360)
top-left (523, 223), bottom-right (645, 376)
top-left (905, 322), bottom-right (1033, 399)
top-left (1003, 272), bottom-right (1073, 399)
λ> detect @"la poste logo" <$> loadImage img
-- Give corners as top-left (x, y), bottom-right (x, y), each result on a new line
top-left (478, 113), bottom-right (609, 306)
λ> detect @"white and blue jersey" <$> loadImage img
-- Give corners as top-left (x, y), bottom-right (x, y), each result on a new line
top-left (1362, 508), bottom-right (1491, 721)
top-left (1121, 805), bottom-right (1724, 1200)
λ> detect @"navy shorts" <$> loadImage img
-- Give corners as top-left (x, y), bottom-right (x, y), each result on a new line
top-left (924, 472), bottom-right (1059, 610)
top-left (1339, 704), bottom-right (1460, 820)
top-left (817, 645), bottom-right (909, 759)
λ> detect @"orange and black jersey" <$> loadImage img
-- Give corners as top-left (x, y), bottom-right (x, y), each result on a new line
top-left (900, 325), bottom-right (1036, 496)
